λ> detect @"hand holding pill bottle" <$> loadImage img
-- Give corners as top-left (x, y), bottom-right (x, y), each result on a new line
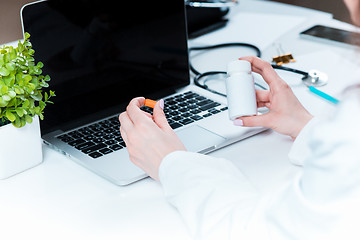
top-left (225, 60), bottom-right (257, 120)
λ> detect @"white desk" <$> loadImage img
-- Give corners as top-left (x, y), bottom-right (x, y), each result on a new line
top-left (1, 1), bottom-right (359, 239)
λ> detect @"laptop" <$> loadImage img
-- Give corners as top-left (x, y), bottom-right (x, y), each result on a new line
top-left (21, 0), bottom-right (265, 185)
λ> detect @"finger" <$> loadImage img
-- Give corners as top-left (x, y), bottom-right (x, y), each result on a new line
top-left (152, 99), bottom-right (171, 130)
top-left (257, 101), bottom-right (268, 108)
top-left (120, 126), bottom-right (128, 144)
top-left (256, 89), bottom-right (270, 102)
top-left (237, 113), bottom-right (272, 128)
top-left (126, 97), bottom-right (149, 124)
top-left (141, 110), bottom-right (153, 119)
top-left (118, 112), bottom-right (132, 142)
top-left (239, 57), bottom-right (281, 88)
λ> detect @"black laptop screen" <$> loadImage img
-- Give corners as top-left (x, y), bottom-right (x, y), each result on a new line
top-left (22, 0), bottom-right (190, 134)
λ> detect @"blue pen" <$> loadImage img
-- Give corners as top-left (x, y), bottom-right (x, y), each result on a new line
top-left (308, 86), bottom-right (340, 104)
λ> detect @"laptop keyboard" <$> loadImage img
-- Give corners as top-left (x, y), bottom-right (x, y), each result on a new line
top-left (57, 91), bottom-right (227, 159)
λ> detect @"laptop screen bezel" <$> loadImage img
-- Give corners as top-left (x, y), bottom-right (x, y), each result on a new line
top-left (20, 0), bottom-right (191, 135)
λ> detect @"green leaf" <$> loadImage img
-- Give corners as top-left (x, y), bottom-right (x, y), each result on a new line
top-left (17, 42), bottom-right (24, 52)
top-left (14, 87), bottom-right (23, 94)
top-left (7, 98), bottom-right (16, 107)
top-left (40, 82), bottom-right (49, 88)
top-left (20, 118), bottom-right (26, 127)
top-left (25, 115), bottom-right (33, 124)
top-left (16, 72), bottom-right (23, 82)
top-left (13, 116), bottom-right (21, 128)
top-left (39, 100), bottom-right (46, 110)
top-left (9, 49), bottom-right (16, 60)
top-left (16, 108), bottom-right (24, 117)
top-left (22, 99), bottom-right (30, 108)
top-left (3, 74), bottom-right (15, 86)
top-left (24, 41), bottom-right (32, 48)
top-left (31, 92), bottom-right (42, 101)
top-left (0, 97), bottom-right (7, 107)
top-left (23, 74), bottom-right (32, 82)
top-left (6, 111), bottom-right (16, 122)
top-left (26, 57), bottom-right (35, 62)
top-left (0, 85), bottom-right (8, 94)
top-left (5, 63), bottom-right (15, 71)
top-left (8, 90), bottom-right (16, 98)
top-left (38, 112), bottom-right (44, 120)
top-left (37, 62), bottom-right (44, 68)
top-left (0, 67), bottom-right (10, 76)
top-left (24, 32), bottom-right (30, 40)
top-left (2, 95), bottom-right (10, 101)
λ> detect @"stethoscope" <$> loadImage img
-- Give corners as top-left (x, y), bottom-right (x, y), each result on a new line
top-left (190, 43), bottom-right (329, 98)
top-left (271, 64), bottom-right (328, 87)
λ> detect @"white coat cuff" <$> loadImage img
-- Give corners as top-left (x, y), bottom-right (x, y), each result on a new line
top-left (288, 117), bottom-right (319, 166)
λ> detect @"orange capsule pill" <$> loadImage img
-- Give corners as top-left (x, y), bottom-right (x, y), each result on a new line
top-left (144, 99), bottom-right (157, 108)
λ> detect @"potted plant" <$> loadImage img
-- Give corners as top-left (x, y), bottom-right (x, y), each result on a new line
top-left (0, 32), bottom-right (54, 179)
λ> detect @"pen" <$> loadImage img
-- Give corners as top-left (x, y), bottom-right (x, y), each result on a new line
top-left (144, 99), bottom-right (157, 108)
top-left (308, 86), bottom-right (340, 104)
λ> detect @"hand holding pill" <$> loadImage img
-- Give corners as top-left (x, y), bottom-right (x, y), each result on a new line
top-left (144, 99), bottom-right (157, 109)
top-left (119, 97), bottom-right (186, 180)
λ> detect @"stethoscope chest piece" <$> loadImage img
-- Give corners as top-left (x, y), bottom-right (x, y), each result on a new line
top-left (302, 69), bottom-right (328, 87)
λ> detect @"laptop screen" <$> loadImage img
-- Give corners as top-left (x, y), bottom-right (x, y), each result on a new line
top-left (21, 0), bottom-right (190, 135)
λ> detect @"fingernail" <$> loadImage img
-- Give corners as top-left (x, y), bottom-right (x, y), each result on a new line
top-left (233, 119), bottom-right (243, 126)
top-left (159, 99), bottom-right (164, 110)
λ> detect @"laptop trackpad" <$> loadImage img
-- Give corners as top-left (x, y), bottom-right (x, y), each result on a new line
top-left (176, 125), bottom-right (226, 153)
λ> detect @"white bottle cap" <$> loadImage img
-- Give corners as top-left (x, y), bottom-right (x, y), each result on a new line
top-left (227, 60), bottom-right (251, 76)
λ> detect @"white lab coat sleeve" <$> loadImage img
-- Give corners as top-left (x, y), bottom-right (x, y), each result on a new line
top-left (159, 151), bottom-right (260, 239)
top-left (288, 117), bottom-right (320, 166)
top-left (159, 95), bottom-right (360, 240)
top-left (264, 95), bottom-right (360, 239)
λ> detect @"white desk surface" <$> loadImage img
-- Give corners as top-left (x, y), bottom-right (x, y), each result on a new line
top-left (1, 1), bottom-right (360, 239)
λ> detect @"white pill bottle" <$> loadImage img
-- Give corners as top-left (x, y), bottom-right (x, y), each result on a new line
top-left (225, 60), bottom-right (257, 120)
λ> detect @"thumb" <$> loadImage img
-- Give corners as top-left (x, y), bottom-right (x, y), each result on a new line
top-left (153, 99), bottom-right (170, 130)
top-left (237, 113), bottom-right (272, 128)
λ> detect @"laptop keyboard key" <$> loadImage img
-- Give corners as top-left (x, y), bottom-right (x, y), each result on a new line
top-left (75, 142), bottom-right (95, 150)
top-left (81, 143), bottom-right (107, 153)
top-left (93, 138), bottom-right (103, 143)
top-left (83, 135), bottom-right (95, 141)
top-left (103, 134), bottom-right (114, 140)
top-left (209, 109), bottom-right (221, 114)
top-left (58, 135), bottom-right (74, 143)
top-left (179, 118), bottom-right (194, 125)
top-left (190, 115), bottom-right (203, 121)
top-left (170, 122), bottom-right (183, 129)
top-left (89, 152), bottom-right (103, 159)
top-left (197, 99), bottom-right (213, 106)
top-left (190, 109), bottom-right (201, 114)
top-left (105, 140), bottom-right (117, 145)
top-left (68, 139), bottom-right (86, 146)
top-left (199, 102), bottom-right (221, 111)
top-left (99, 148), bottom-right (113, 155)
top-left (109, 144), bottom-right (123, 151)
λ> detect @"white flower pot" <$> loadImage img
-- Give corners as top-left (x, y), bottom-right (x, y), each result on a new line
top-left (0, 116), bottom-right (43, 180)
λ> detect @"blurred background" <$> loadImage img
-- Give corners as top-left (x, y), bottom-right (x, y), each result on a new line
top-left (0, 0), bottom-right (352, 45)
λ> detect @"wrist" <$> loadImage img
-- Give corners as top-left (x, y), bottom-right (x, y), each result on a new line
top-left (291, 113), bottom-right (314, 139)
